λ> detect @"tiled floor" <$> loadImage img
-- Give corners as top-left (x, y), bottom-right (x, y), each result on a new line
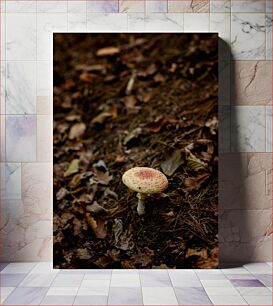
top-left (0, 262), bottom-right (272, 305)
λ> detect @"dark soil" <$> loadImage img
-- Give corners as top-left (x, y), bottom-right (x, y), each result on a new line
top-left (53, 33), bottom-right (219, 269)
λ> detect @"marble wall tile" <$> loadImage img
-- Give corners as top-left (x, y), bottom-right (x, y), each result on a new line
top-left (266, 106), bottom-right (272, 152)
top-left (210, 13), bottom-right (231, 59)
top-left (219, 153), bottom-right (272, 210)
top-left (0, 0), bottom-right (5, 12)
top-left (146, 0), bottom-right (167, 13)
top-left (266, 0), bottom-right (272, 12)
top-left (144, 13), bottom-right (183, 32)
top-left (119, 0), bottom-right (144, 13)
top-left (37, 115), bottom-right (52, 162)
top-left (0, 115), bottom-right (5, 161)
top-left (168, 0), bottom-right (209, 13)
top-left (87, 13), bottom-right (127, 31)
top-left (37, 1), bottom-right (67, 13)
top-left (6, 13), bottom-right (36, 60)
top-left (210, 13), bottom-right (231, 48)
top-left (37, 96), bottom-right (52, 115)
top-left (37, 61), bottom-right (52, 97)
top-left (210, 0), bottom-right (231, 13)
top-left (68, 1), bottom-right (87, 13)
top-left (5, 61), bottom-right (36, 114)
top-left (231, 0), bottom-right (266, 13)
top-left (1, 62), bottom-right (5, 114)
top-left (266, 14), bottom-right (272, 60)
top-left (184, 13), bottom-right (209, 32)
top-left (1, 13), bottom-right (6, 60)
top-left (6, 1), bottom-right (37, 13)
top-left (87, 0), bottom-right (118, 13)
top-left (68, 13), bottom-right (87, 31)
top-left (22, 162), bottom-right (52, 218)
top-left (128, 13), bottom-right (145, 31)
top-left (37, 13), bottom-right (68, 61)
top-left (231, 106), bottom-right (266, 152)
top-left (231, 13), bottom-right (266, 60)
top-left (231, 61), bottom-right (272, 105)
top-left (6, 115), bottom-right (36, 162)
top-left (2, 163), bottom-right (22, 200)
top-left (219, 106), bottom-right (231, 152)
top-left (219, 209), bottom-right (272, 262)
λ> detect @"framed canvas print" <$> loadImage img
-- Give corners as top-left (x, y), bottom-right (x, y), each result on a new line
top-left (53, 33), bottom-right (218, 269)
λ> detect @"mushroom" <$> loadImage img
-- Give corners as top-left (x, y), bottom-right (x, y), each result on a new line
top-left (122, 167), bottom-right (168, 215)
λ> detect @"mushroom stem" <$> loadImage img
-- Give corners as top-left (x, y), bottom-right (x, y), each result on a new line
top-left (136, 193), bottom-right (146, 215)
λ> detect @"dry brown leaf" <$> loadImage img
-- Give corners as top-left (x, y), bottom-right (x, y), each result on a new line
top-left (114, 155), bottom-right (125, 165)
top-left (153, 73), bottom-right (165, 83)
top-left (145, 116), bottom-right (176, 133)
top-left (91, 106), bottom-right (117, 125)
top-left (121, 260), bottom-right (136, 269)
top-left (161, 150), bottom-right (184, 176)
top-left (56, 187), bottom-right (69, 200)
top-left (186, 152), bottom-right (207, 173)
top-left (183, 172), bottom-right (210, 192)
top-left (123, 95), bottom-right (137, 108)
top-left (205, 116), bottom-right (218, 135)
top-left (86, 201), bottom-right (108, 217)
top-left (96, 46), bottom-right (120, 56)
top-left (64, 159), bottom-right (80, 177)
top-left (187, 247), bottom-right (219, 269)
top-left (73, 218), bottom-right (82, 236)
top-left (79, 72), bottom-right (97, 83)
top-left (76, 248), bottom-right (91, 260)
top-left (75, 64), bottom-right (105, 72)
top-left (123, 127), bottom-right (142, 145)
top-left (69, 123), bottom-right (86, 139)
top-left (86, 212), bottom-right (107, 239)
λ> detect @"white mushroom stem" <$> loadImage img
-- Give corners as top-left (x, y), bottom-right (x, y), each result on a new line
top-left (136, 193), bottom-right (146, 215)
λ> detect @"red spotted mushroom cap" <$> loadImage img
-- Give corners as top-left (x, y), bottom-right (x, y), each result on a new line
top-left (122, 167), bottom-right (168, 194)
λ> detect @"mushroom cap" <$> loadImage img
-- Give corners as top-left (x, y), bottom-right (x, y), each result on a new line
top-left (122, 167), bottom-right (168, 194)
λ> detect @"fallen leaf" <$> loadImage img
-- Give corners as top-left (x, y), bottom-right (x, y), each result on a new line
top-left (69, 123), bottom-right (86, 139)
top-left (75, 64), bottom-right (105, 72)
top-left (153, 73), bottom-right (165, 83)
top-left (93, 169), bottom-right (112, 185)
top-left (95, 255), bottom-right (114, 268)
top-left (205, 116), bottom-right (218, 135)
top-left (123, 95), bottom-right (137, 108)
top-left (76, 248), bottom-right (91, 260)
top-left (91, 106), bottom-right (117, 125)
top-left (152, 264), bottom-right (170, 269)
top-left (86, 212), bottom-right (107, 239)
top-left (73, 218), bottom-right (82, 236)
top-left (121, 260), bottom-right (136, 269)
top-left (123, 127), bottom-right (142, 146)
top-left (182, 172), bottom-right (210, 192)
top-left (65, 114), bottom-right (81, 122)
top-left (86, 201), bottom-right (108, 217)
top-left (64, 159), bottom-right (80, 177)
top-left (96, 46), bottom-right (120, 56)
top-left (186, 247), bottom-right (219, 269)
top-left (114, 155), bottom-right (125, 165)
top-left (104, 188), bottom-right (118, 199)
top-left (56, 187), bottom-right (69, 200)
top-left (91, 111), bottom-right (112, 125)
top-left (145, 116), bottom-right (175, 133)
top-left (79, 73), bottom-right (97, 83)
top-left (161, 150), bottom-right (184, 176)
top-left (133, 247), bottom-right (154, 267)
top-left (186, 152), bottom-right (207, 173)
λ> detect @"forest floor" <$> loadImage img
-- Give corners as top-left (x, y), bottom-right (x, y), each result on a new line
top-left (53, 33), bottom-right (219, 269)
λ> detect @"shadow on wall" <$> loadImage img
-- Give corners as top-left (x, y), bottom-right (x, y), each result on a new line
top-left (218, 38), bottom-right (271, 267)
